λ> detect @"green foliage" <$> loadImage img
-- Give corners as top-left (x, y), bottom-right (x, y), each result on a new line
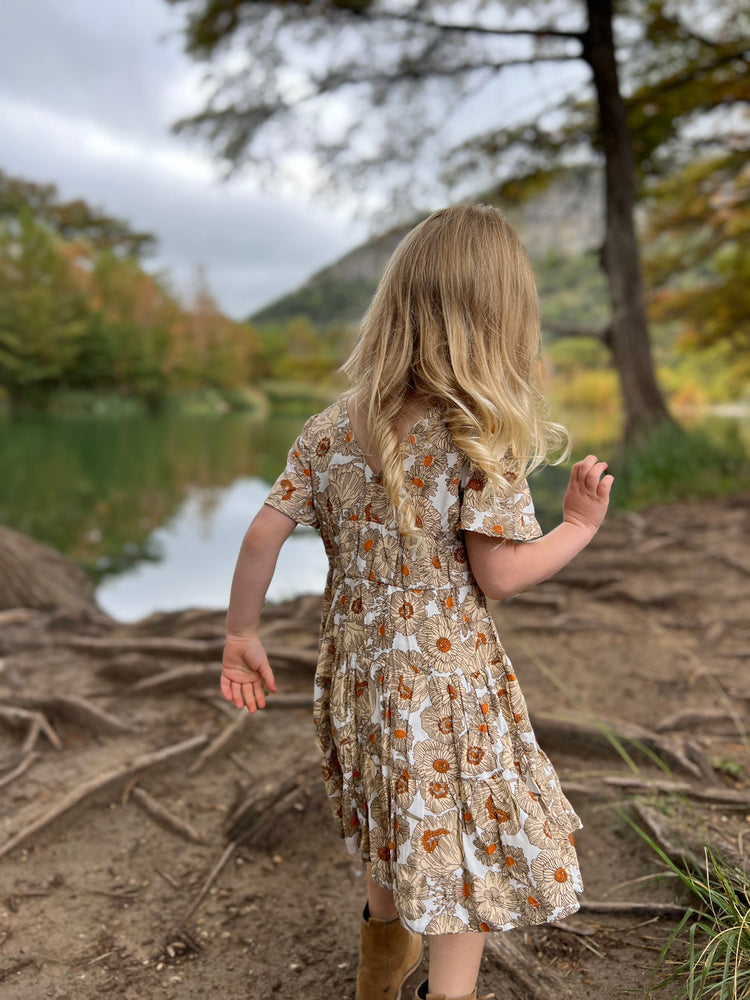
top-left (0, 168), bottom-right (155, 258)
top-left (536, 249), bottom-right (610, 329)
top-left (0, 211), bottom-right (89, 405)
top-left (612, 420), bottom-right (750, 509)
top-left (255, 316), bottom-right (354, 381)
top-left (645, 152), bottom-right (750, 395)
top-left (711, 755), bottom-right (744, 781)
top-left (251, 275), bottom-right (378, 329)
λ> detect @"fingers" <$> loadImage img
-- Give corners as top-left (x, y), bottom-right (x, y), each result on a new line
top-left (585, 460), bottom-right (609, 491)
top-left (571, 455), bottom-right (612, 492)
top-left (598, 473), bottom-right (614, 499)
top-left (243, 648), bottom-right (276, 693)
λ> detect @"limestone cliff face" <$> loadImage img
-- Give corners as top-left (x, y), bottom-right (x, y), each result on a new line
top-left (251, 173), bottom-right (603, 329)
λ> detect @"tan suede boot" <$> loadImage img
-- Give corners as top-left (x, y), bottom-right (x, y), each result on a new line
top-left (356, 903), bottom-right (424, 1000)
top-left (413, 980), bottom-right (495, 1000)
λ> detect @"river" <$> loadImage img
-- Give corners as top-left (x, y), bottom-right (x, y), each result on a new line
top-left (1, 401), bottom-right (611, 621)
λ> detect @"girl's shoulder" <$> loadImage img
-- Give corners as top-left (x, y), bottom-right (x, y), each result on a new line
top-left (295, 397), bottom-right (349, 449)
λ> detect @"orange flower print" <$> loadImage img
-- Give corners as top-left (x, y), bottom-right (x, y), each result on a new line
top-left (524, 815), bottom-right (554, 849)
top-left (475, 789), bottom-right (521, 835)
top-left (421, 827), bottom-right (450, 852)
top-left (279, 478), bottom-right (296, 501)
top-left (413, 740), bottom-right (457, 780)
top-left (411, 814), bottom-right (463, 877)
top-left (420, 706), bottom-right (456, 745)
top-left (395, 768), bottom-right (411, 795)
top-left (421, 616), bottom-right (461, 672)
top-left (421, 777), bottom-right (455, 814)
top-left (316, 436), bottom-right (331, 456)
top-left (465, 746), bottom-right (485, 769)
top-left (514, 887), bottom-right (555, 923)
top-left (473, 871), bottom-right (518, 928)
top-left (397, 675), bottom-right (413, 700)
top-left (499, 845), bottom-right (530, 881)
top-left (531, 855), bottom-right (578, 909)
top-left (389, 591), bottom-right (426, 636)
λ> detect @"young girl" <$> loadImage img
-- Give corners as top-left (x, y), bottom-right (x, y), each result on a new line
top-left (221, 204), bottom-right (613, 1000)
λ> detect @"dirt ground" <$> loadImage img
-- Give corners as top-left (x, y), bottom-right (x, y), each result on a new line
top-left (1, 495), bottom-right (749, 1000)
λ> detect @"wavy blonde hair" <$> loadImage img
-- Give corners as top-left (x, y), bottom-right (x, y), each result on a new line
top-left (342, 203), bottom-right (569, 537)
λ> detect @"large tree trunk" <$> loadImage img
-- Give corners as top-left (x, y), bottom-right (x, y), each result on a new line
top-left (583, 0), bottom-right (673, 443)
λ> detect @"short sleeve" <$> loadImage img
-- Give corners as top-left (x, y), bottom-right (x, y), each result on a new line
top-left (459, 458), bottom-right (542, 541)
top-left (264, 432), bottom-right (320, 529)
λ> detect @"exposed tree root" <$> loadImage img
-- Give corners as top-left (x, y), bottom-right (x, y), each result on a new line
top-left (130, 785), bottom-right (208, 844)
top-left (7, 695), bottom-right (133, 736)
top-left (485, 932), bottom-right (563, 1000)
top-left (0, 734), bottom-right (207, 860)
top-left (226, 761), bottom-right (322, 847)
top-left (530, 713), bottom-right (714, 782)
top-left (181, 839), bottom-right (238, 923)
top-left (579, 900), bottom-right (690, 916)
top-left (126, 663), bottom-right (219, 695)
top-left (0, 704), bottom-right (62, 750)
top-left (59, 635), bottom-right (224, 659)
top-left (655, 708), bottom-right (739, 734)
top-left (0, 752), bottom-right (39, 789)
top-left (188, 711), bottom-right (253, 774)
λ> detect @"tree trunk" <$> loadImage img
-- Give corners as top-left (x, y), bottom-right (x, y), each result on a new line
top-left (583, 0), bottom-right (673, 443)
top-left (0, 525), bottom-right (100, 614)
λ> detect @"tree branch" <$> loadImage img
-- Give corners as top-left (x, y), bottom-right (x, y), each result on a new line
top-left (543, 321), bottom-right (612, 344)
top-left (316, 52), bottom-right (581, 91)
top-left (364, 11), bottom-right (585, 43)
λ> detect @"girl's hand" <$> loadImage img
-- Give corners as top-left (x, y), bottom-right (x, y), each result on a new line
top-left (563, 455), bottom-right (614, 535)
top-left (220, 633), bottom-right (276, 713)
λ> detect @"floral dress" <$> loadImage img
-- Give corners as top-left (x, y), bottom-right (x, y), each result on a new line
top-left (264, 396), bottom-right (583, 935)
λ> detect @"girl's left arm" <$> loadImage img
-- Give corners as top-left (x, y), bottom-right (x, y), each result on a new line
top-left (221, 504), bottom-right (297, 713)
top-left (465, 454), bottom-right (613, 601)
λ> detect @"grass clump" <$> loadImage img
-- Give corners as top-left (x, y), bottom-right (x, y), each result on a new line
top-left (633, 833), bottom-right (750, 999)
top-left (613, 420), bottom-right (750, 510)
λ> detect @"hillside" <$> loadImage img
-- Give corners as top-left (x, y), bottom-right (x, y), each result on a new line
top-left (250, 173), bottom-right (604, 329)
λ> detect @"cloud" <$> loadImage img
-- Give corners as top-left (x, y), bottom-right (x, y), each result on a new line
top-left (0, 0), bottom-right (366, 317)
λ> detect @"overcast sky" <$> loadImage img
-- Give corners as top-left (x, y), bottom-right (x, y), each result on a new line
top-left (0, 1), bottom-right (590, 319)
top-left (0, 0), bottom-right (369, 318)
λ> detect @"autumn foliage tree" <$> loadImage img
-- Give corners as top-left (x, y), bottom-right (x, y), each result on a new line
top-left (645, 154), bottom-right (749, 396)
top-left (0, 170), bottom-right (261, 410)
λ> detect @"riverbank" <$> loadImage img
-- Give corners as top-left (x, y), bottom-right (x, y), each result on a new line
top-left (0, 496), bottom-right (748, 998)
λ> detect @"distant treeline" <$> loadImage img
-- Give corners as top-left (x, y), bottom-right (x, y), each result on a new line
top-left (0, 170), bottom-right (351, 412)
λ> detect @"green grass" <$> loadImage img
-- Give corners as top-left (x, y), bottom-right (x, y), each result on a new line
top-left (623, 824), bottom-right (750, 1000)
top-left (612, 419), bottom-right (750, 510)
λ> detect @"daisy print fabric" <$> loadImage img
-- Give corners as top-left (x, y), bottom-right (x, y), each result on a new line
top-left (264, 396), bottom-right (583, 935)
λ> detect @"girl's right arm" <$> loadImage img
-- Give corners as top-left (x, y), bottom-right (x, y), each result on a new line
top-left (465, 454), bottom-right (613, 601)
top-left (221, 504), bottom-right (297, 713)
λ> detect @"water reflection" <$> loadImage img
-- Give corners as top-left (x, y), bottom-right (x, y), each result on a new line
top-left (96, 478), bottom-right (328, 621)
top-left (0, 404), bottom-right (581, 621)
top-left (0, 409), bottom-right (308, 577)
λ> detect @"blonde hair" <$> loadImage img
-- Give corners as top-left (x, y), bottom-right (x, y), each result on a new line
top-left (342, 203), bottom-right (569, 537)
